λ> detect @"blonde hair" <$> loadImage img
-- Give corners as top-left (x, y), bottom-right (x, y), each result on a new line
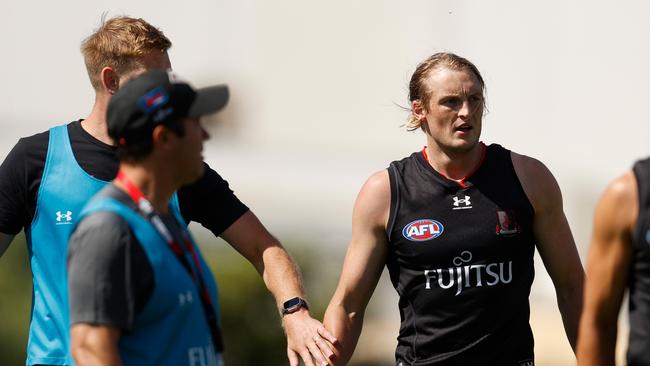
top-left (406, 52), bottom-right (485, 131)
top-left (81, 16), bottom-right (172, 90)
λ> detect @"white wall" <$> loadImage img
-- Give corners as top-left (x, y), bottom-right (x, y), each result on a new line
top-left (3, 1), bottom-right (646, 239)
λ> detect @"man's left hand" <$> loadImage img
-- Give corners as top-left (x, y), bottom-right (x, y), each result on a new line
top-left (283, 308), bottom-right (338, 366)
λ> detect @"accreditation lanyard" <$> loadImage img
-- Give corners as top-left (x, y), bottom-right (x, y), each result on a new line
top-left (116, 170), bottom-right (224, 352)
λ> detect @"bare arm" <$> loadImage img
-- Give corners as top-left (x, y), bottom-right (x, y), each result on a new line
top-left (220, 211), bottom-right (336, 366)
top-left (70, 324), bottom-right (122, 366)
top-left (0, 232), bottom-right (14, 257)
top-left (512, 153), bottom-right (585, 351)
top-left (576, 172), bottom-right (636, 366)
top-left (323, 170), bottom-right (390, 365)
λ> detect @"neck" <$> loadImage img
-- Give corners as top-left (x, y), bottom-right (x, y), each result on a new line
top-left (114, 162), bottom-right (176, 213)
top-left (424, 142), bottom-right (484, 181)
top-left (81, 92), bottom-right (114, 146)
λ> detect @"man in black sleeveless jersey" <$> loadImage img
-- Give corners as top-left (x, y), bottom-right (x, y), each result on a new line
top-left (578, 159), bottom-right (650, 365)
top-left (323, 53), bottom-right (584, 365)
top-left (0, 16), bottom-right (335, 366)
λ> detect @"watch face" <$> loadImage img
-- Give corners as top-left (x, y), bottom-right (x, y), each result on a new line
top-left (283, 297), bottom-right (302, 309)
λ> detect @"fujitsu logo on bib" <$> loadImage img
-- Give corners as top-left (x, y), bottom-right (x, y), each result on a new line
top-left (402, 219), bottom-right (444, 242)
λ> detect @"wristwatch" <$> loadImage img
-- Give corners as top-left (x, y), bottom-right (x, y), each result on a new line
top-left (281, 297), bottom-right (309, 316)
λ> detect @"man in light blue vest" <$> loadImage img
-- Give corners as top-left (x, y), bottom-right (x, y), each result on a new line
top-left (0, 16), bottom-right (335, 366)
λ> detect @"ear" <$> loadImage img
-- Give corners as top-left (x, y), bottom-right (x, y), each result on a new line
top-left (151, 125), bottom-right (180, 153)
top-left (100, 67), bottom-right (120, 95)
top-left (151, 125), bottom-right (168, 145)
top-left (411, 99), bottom-right (427, 122)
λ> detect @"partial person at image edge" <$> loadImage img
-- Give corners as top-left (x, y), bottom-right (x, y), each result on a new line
top-left (578, 157), bottom-right (650, 365)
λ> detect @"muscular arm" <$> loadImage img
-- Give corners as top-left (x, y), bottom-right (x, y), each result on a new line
top-left (180, 164), bottom-right (335, 365)
top-left (512, 153), bottom-right (584, 351)
top-left (221, 211), bottom-right (302, 310)
top-left (323, 170), bottom-right (390, 365)
top-left (220, 211), bottom-right (336, 366)
top-left (577, 172), bottom-right (636, 366)
top-left (70, 324), bottom-right (122, 366)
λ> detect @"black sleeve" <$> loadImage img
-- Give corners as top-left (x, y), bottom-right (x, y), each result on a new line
top-left (67, 211), bottom-right (153, 331)
top-left (177, 162), bottom-right (249, 236)
top-left (0, 133), bottom-right (49, 235)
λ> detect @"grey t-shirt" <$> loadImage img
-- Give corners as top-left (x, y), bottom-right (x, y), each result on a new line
top-left (67, 184), bottom-right (188, 331)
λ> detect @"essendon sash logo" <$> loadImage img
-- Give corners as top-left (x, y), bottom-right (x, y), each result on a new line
top-left (496, 209), bottom-right (520, 236)
top-left (402, 219), bottom-right (444, 242)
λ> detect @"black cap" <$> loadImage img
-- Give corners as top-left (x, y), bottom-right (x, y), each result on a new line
top-left (107, 69), bottom-right (229, 145)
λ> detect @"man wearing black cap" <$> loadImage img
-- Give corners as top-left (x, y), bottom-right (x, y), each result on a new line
top-left (67, 70), bottom-right (335, 366)
top-left (0, 16), bottom-right (334, 366)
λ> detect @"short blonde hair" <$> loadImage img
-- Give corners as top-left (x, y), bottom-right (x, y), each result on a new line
top-left (81, 16), bottom-right (172, 90)
top-left (406, 52), bottom-right (485, 131)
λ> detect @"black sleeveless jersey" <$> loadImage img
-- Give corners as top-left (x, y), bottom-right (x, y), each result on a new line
top-left (386, 144), bottom-right (536, 366)
top-left (628, 157), bottom-right (650, 366)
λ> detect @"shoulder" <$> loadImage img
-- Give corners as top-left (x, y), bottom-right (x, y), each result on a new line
top-left (7, 129), bottom-right (50, 160)
top-left (2, 129), bottom-right (51, 173)
top-left (510, 151), bottom-right (561, 210)
top-left (605, 170), bottom-right (637, 200)
top-left (510, 151), bottom-right (554, 183)
top-left (0, 128), bottom-right (51, 184)
top-left (73, 210), bottom-right (131, 237)
top-left (70, 211), bottom-right (132, 255)
top-left (177, 162), bottom-right (235, 200)
top-left (68, 210), bottom-right (138, 280)
top-left (357, 170), bottom-right (390, 203)
top-left (187, 162), bottom-right (228, 187)
top-left (353, 170), bottom-right (390, 228)
top-left (17, 128), bottom-right (51, 149)
top-left (20, 128), bottom-right (51, 143)
top-left (595, 171), bottom-right (638, 231)
top-left (176, 162), bottom-right (249, 232)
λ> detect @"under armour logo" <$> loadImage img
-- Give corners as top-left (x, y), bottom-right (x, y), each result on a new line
top-left (55, 211), bottom-right (73, 224)
top-left (452, 195), bottom-right (472, 210)
top-left (179, 291), bottom-right (194, 306)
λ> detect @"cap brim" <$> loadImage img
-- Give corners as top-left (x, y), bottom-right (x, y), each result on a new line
top-left (188, 85), bottom-right (229, 117)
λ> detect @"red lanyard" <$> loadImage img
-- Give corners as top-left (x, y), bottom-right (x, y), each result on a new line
top-left (116, 170), bottom-right (205, 283)
top-left (115, 170), bottom-right (224, 351)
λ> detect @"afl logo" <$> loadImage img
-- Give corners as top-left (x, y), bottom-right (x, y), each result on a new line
top-left (402, 219), bottom-right (444, 242)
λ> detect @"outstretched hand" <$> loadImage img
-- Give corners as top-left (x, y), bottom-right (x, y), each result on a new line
top-left (283, 309), bottom-right (338, 366)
